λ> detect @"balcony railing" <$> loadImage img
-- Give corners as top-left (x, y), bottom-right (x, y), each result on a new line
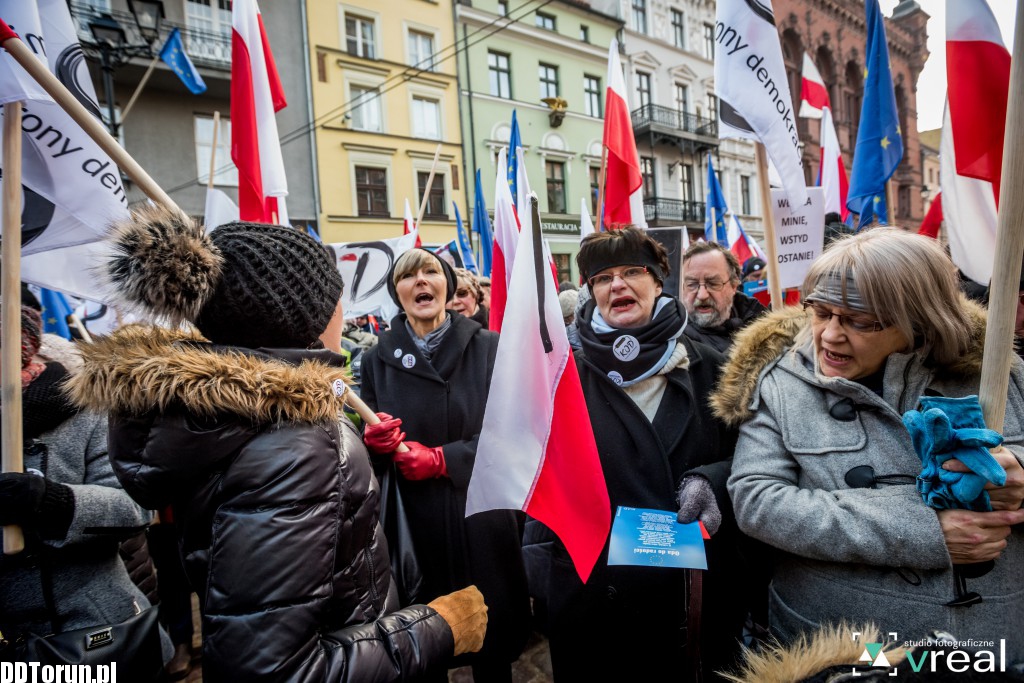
top-left (643, 197), bottom-right (706, 224)
top-left (631, 104), bottom-right (718, 138)
top-left (70, 2), bottom-right (231, 69)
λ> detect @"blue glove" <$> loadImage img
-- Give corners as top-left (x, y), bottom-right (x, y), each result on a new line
top-left (902, 395), bottom-right (1006, 511)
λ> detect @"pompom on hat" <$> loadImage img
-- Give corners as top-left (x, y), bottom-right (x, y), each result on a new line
top-left (106, 205), bottom-right (342, 349)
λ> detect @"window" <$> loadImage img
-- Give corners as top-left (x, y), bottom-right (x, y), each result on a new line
top-left (488, 51), bottom-right (511, 99)
top-left (418, 171), bottom-right (446, 218)
top-left (408, 30), bottom-right (435, 71)
top-left (194, 115), bottom-right (236, 186)
top-left (584, 75), bottom-right (602, 117)
top-left (580, 25), bottom-right (589, 42)
top-left (497, 0), bottom-right (508, 16)
top-left (640, 156), bottom-right (655, 199)
top-left (671, 9), bottom-right (685, 49)
top-left (350, 85), bottom-right (382, 132)
top-left (345, 13), bottom-right (376, 59)
top-left (589, 166), bottom-right (600, 216)
top-left (546, 161), bottom-right (566, 214)
top-left (674, 83), bottom-right (689, 115)
top-left (636, 72), bottom-right (651, 109)
top-left (411, 96), bottom-right (441, 139)
top-left (536, 12), bottom-right (555, 31)
top-left (186, 0), bottom-right (232, 38)
top-left (898, 184), bottom-right (911, 218)
top-left (704, 23), bottom-right (715, 59)
top-left (631, 0), bottom-right (647, 34)
top-left (680, 164), bottom-right (694, 202)
top-left (706, 93), bottom-right (718, 122)
top-left (355, 166), bottom-right (388, 216)
top-left (553, 253), bottom-right (572, 284)
top-left (740, 175), bottom-right (751, 215)
top-left (539, 63), bottom-right (559, 100)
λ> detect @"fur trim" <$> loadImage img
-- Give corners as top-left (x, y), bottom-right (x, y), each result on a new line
top-left (65, 325), bottom-right (351, 424)
top-left (106, 204), bottom-right (222, 325)
top-left (710, 296), bottom-right (989, 426)
top-left (39, 334), bottom-right (82, 376)
top-left (719, 623), bottom-right (905, 683)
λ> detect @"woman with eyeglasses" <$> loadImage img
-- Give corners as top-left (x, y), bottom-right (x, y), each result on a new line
top-left (448, 268), bottom-right (489, 329)
top-left (524, 227), bottom-right (748, 681)
top-left (717, 229), bottom-right (1024, 659)
top-left (359, 248), bottom-right (530, 683)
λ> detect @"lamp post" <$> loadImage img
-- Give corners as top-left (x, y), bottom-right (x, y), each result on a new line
top-left (86, 0), bottom-right (165, 136)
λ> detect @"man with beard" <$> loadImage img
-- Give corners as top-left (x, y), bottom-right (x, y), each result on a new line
top-left (681, 241), bottom-right (766, 352)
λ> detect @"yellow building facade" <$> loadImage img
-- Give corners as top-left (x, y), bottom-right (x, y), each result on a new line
top-left (307, 0), bottom-right (465, 245)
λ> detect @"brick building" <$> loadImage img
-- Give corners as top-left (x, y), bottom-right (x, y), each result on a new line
top-left (771, 0), bottom-right (929, 226)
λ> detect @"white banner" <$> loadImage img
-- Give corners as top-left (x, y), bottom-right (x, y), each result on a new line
top-left (770, 187), bottom-right (824, 289)
top-left (0, 0), bottom-right (130, 255)
top-left (328, 232), bottom-right (418, 321)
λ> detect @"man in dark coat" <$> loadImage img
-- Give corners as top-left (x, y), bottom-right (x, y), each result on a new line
top-left (681, 241), bottom-right (767, 352)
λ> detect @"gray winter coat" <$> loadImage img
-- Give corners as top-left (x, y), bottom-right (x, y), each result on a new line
top-left (714, 303), bottom-right (1024, 662)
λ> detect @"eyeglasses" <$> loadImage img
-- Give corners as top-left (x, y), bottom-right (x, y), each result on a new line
top-left (803, 301), bottom-right (885, 333)
top-left (587, 266), bottom-right (650, 289)
top-left (683, 278), bottom-right (729, 292)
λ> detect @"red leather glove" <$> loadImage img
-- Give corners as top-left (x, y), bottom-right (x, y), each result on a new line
top-left (394, 441), bottom-right (447, 480)
top-left (363, 412), bottom-right (406, 455)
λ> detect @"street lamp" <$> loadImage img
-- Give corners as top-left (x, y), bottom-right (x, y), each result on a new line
top-left (86, 1), bottom-right (165, 136)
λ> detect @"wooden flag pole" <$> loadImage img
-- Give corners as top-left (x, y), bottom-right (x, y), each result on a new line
top-left (885, 178), bottom-right (896, 226)
top-left (207, 111), bottom-right (220, 190)
top-left (343, 387), bottom-right (408, 453)
top-left (414, 144), bottom-right (443, 230)
top-left (2, 103), bottom-right (25, 555)
top-left (0, 35), bottom-right (185, 219)
top-left (120, 53), bottom-right (160, 124)
top-left (595, 144), bottom-right (609, 232)
top-left (754, 143), bottom-right (784, 310)
top-left (978, 0), bottom-right (1024, 432)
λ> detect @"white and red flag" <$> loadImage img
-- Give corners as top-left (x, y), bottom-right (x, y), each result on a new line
top-left (798, 51), bottom-right (830, 119)
top-left (946, 0), bottom-right (1009, 206)
top-left (231, 0), bottom-right (288, 224)
top-left (580, 197), bottom-right (595, 241)
top-left (489, 148), bottom-right (520, 333)
top-left (726, 214), bottom-right (766, 265)
top-left (468, 193), bottom-right (610, 583)
top-left (918, 193), bottom-right (943, 240)
top-left (403, 198), bottom-right (422, 248)
top-left (818, 107), bottom-right (849, 222)
top-left (602, 39), bottom-right (645, 229)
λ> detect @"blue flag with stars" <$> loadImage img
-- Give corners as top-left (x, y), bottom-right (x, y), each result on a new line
top-left (453, 202), bottom-right (479, 274)
top-left (40, 288), bottom-right (74, 340)
top-left (507, 110), bottom-right (522, 208)
top-left (160, 28), bottom-right (207, 95)
top-left (847, 0), bottom-right (903, 228)
top-left (705, 154), bottom-right (728, 245)
top-left (473, 169), bottom-right (493, 277)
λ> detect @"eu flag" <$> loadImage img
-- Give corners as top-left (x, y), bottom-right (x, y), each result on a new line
top-left (705, 154), bottom-right (728, 245)
top-left (473, 169), bottom-right (493, 277)
top-left (507, 110), bottom-right (522, 208)
top-left (453, 202), bottom-right (478, 274)
top-left (846, 0), bottom-right (903, 228)
top-left (40, 288), bottom-right (74, 340)
top-left (160, 28), bottom-right (207, 95)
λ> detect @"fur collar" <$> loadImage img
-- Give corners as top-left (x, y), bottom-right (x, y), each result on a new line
top-left (710, 296), bottom-right (989, 426)
top-left (65, 325), bottom-right (350, 424)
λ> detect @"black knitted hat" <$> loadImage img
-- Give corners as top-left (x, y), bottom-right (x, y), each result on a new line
top-left (194, 222), bottom-right (343, 348)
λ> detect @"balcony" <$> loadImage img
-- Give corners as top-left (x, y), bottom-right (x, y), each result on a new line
top-left (643, 197), bottom-right (706, 226)
top-left (70, 2), bottom-right (231, 69)
top-left (631, 104), bottom-right (719, 154)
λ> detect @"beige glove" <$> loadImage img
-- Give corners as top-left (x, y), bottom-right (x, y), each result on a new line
top-left (427, 585), bottom-right (488, 656)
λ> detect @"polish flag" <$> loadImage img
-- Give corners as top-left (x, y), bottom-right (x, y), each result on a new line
top-left (403, 198), bottom-right (422, 248)
top-left (602, 40), bottom-right (646, 229)
top-left (918, 193), bottom-right (943, 240)
top-left (726, 214), bottom-right (766, 266)
top-left (947, 0), bottom-right (1009, 206)
top-left (798, 52), bottom-right (830, 119)
top-left (580, 197), bottom-right (595, 241)
top-left (468, 193), bottom-right (610, 583)
top-left (231, 0), bottom-right (288, 224)
top-left (818, 107), bottom-right (850, 221)
top-left (489, 148), bottom-right (520, 333)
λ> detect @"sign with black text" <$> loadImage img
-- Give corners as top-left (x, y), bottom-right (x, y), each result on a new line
top-left (770, 187), bottom-right (824, 289)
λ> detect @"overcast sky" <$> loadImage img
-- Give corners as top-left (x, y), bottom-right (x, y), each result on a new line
top-left (877, 0), bottom-right (1017, 132)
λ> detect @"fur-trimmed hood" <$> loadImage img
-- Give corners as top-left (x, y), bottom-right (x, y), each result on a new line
top-left (710, 296), bottom-right (989, 426)
top-left (66, 324), bottom-right (350, 424)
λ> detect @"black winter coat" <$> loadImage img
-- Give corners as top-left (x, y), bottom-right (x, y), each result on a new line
top-left (683, 291), bottom-right (767, 352)
top-left (525, 336), bottom-right (747, 681)
top-left (67, 327), bottom-right (455, 683)
top-left (360, 313), bottom-right (531, 667)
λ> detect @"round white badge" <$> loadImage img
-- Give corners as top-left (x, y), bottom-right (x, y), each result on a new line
top-left (612, 335), bottom-right (640, 362)
top-left (607, 371), bottom-right (623, 385)
top-left (402, 354), bottom-right (417, 369)
top-left (332, 379), bottom-right (347, 398)
top-left (394, 348), bottom-right (403, 358)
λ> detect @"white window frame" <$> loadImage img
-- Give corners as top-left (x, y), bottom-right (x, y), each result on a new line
top-left (410, 95), bottom-right (442, 140)
top-left (185, 0), bottom-right (232, 37)
top-left (405, 24), bottom-right (438, 72)
top-left (194, 114), bottom-right (237, 187)
top-left (339, 5), bottom-right (380, 59)
top-left (348, 79), bottom-right (385, 133)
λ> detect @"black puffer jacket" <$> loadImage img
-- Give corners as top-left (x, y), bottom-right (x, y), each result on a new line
top-left (67, 326), bottom-right (455, 683)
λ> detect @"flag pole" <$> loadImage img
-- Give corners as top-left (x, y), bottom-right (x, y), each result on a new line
top-left (885, 178), bottom-right (896, 226)
top-left (754, 143), bottom-right (784, 310)
top-left (207, 111), bottom-right (221, 190)
top-left (595, 144), bottom-right (609, 231)
top-left (979, 0), bottom-right (1024, 432)
top-left (415, 144), bottom-right (443, 230)
top-left (2, 103), bottom-right (25, 555)
top-left (0, 34), bottom-right (186, 219)
top-left (343, 387), bottom-right (408, 453)
top-left (120, 53), bottom-right (160, 124)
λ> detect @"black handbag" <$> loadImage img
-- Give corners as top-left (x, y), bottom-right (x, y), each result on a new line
top-left (378, 464), bottom-right (424, 606)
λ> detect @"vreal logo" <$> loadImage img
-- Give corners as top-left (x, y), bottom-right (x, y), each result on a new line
top-left (851, 631), bottom-right (1009, 676)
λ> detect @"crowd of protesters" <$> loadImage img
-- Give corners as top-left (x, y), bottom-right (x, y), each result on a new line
top-left (2, 213), bottom-right (1023, 683)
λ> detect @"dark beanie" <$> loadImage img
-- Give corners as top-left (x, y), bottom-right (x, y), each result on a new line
top-left (194, 222), bottom-right (343, 349)
top-left (385, 248), bottom-right (457, 308)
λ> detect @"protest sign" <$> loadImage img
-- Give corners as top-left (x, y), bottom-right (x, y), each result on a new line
top-left (770, 187), bottom-right (824, 289)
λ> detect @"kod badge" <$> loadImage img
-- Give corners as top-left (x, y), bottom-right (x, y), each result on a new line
top-left (394, 348), bottom-right (403, 358)
top-left (402, 354), bottom-right (416, 369)
top-left (607, 371), bottom-right (623, 385)
top-left (612, 335), bottom-right (640, 362)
